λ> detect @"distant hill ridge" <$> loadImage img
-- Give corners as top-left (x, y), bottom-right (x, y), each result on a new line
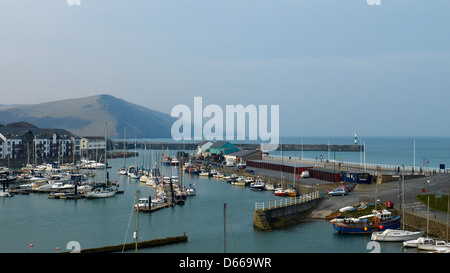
top-left (0, 94), bottom-right (175, 138)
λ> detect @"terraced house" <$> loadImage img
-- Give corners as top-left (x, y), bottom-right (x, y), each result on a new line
top-left (0, 126), bottom-right (81, 161)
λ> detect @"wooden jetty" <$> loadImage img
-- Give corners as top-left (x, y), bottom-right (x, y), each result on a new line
top-left (139, 202), bottom-right (174, 213)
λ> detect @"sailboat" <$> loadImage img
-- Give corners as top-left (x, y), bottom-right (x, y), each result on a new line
top-left (128, 138), bottom-right (140, 179)
top-left (85, 122), bottom-right (118, 199)
top-left (118, 127), bottom-right (128, 175)
top-left (174, 157), bottom-right (187, 204)
top-left (371, 229), bottom-right (424, 242)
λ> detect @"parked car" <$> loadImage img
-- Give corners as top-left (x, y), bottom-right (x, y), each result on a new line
top-left (328, 188), bottom-right (348, 196)
top-left (337, 185), bottom-right (352, 192)
top-left (300, 170), bottom-right (309, 178)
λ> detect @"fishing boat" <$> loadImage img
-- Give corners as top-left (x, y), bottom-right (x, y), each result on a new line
top-left (330, 209), bottom-right (401, 234)
top-left (371, 229), bottom-right (424, 242)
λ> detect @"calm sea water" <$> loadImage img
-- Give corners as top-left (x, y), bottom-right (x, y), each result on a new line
top-left (1, 136), bottom-right (448, 253)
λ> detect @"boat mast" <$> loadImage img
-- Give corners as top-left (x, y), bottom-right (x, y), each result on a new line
top-left (135, 189), bottom-right (139, 253)
top-left (280, 141), bottom-right (283, 187)
top-left (123, 127), bottom-right (126, 168)
top-left (105, 122), bottom-right (108, 185)
top-left (446, 188), bottom-right (449, 242)
top-left (224, 202), bottom-right (227, 253)
top-left (402, 165), bottom-right (405, 230)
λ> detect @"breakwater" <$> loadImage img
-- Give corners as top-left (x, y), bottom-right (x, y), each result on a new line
top-left (254, 192), bottom-right (321, 230)
top-left (113, 141), bottom-right (363, 152)
top-left (77, 234), bottom-right (188, 253)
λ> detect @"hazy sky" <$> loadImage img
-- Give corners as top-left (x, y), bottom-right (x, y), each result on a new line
top-left (1, 0), bottom-right (449, 138)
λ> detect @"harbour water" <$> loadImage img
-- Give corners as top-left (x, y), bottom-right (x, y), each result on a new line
top-left (1, 136), bottom-right (448, 253)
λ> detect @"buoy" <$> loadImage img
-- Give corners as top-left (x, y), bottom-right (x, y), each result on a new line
top-left (30, 244), bottom-right (33, 248)
top-left (56, 247), bottom-right (60, 251)
top-left (364, 227), bottom-right (367, 231)
top-left (379, 225), bottom-right (384, 230)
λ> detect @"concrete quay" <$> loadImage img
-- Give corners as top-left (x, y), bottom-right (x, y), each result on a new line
top-left (247, 157), bottom-right (449, 237)
top-left (113, 141), bottom-right (363, 152)
top-left (309, 174), bottom-right (449, 239)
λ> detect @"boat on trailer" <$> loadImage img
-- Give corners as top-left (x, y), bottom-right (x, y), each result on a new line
top-left (330, 209), bottom-right (401, 234)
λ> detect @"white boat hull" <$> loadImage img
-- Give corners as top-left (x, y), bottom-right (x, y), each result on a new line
top-left (0, 191), bottom-right (12, 197)
top-left (85, 187), bottom-right (117, 198)
top-left (417, 240), bottom-right (450, 251)
top-left (371, 229), bottom-right (424, 242)
top-left (403, 237), bottom-right (435, 248)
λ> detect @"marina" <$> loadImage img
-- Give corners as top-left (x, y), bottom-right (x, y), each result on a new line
top-left (0, 136), bottom-right (449, 253)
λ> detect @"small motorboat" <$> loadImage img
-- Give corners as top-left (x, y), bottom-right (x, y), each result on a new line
top-left (85, 184), bottom-right (117, 198)
top-left (231, 177), bottom-right (246, 186)
top-left (186, 184), bottom-right (196, 196)
top-left (152, 194), bottom-right (166, 205)
top-left (274, 188), bottom-right (286, 197)
top-left (417, 240), bottom-right (450, 252)
top-left (264, 182), bottom-right (275, 191)
top-left (286, 187), bottom-right (298, 197)
top-left (118, 167), bottom-right (127, 175)
top-left (403, 237), bottom-right (435, 248)
top-left (250, 179), bottom-right (265, 191)
top-left (134, 198), bottom-right (151, 210)
top-left (0, 190), bottom-right (12, 197)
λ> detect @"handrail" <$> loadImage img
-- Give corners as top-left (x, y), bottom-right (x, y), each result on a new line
top-left (263, 155), bottom-right (447, 175)
top-left (255, 191), bottom-right (320, 210)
